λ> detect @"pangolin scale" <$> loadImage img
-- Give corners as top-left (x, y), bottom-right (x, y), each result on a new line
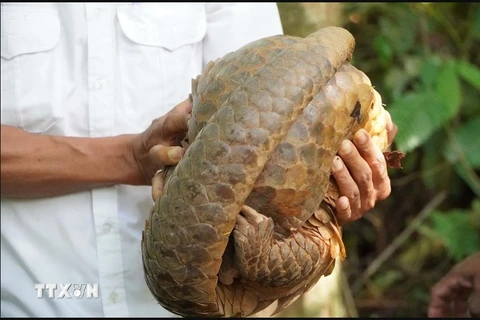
top-left (141, 26), bottom-right (394, 318)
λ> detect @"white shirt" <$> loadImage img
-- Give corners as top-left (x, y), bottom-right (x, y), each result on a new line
top-left (0, 2), bottom-right (283, 317)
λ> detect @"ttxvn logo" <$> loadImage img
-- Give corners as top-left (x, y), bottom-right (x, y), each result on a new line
top-left (34, 283), bottom-right (99, 299)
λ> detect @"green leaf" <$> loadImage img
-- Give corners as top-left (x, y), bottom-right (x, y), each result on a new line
top-left (453, 164), bottom-right (480, 198)
top-left (378, 7), bottom-right (417, 55)
top-left (389, 61), bottom-right (463, 153)
top-left (419, 57), bottom-right (442, 89)
top-left (430, 208), bottom-right (480, 262)
top-left (372, 270), bottom-right (403, 293)
top-left (443, 117), bottom-right (480, 168)
top-left (472, 4), bottom-right (480, 41)
top-left (388, 91), bottom-right (454, 153)
top-left (385, 67), bottom-right (411, 100)
top-left (458, 82), bottom-right (480, 118)
top-left (456, 60), bottom-right (480, 90)
top-left (397, 237), bottom-right (433, 272)
top-left (473, 198), bottom-right (480, 213)
top-left (421, 131), bottom-right (450, 191)
top-left (374, 34), bottom-right (393, 67)
top-left (452, 165), bottom-right (479, 199)
top-left (444, 117), bottom-right (480, 197)
top-left (436, 61), bottom-right (462, 117)
top-left (411, 287), bottom-right (431, 305)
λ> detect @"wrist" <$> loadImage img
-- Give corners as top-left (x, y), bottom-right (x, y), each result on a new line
top-left (115, 134), bottom-right (148, 186)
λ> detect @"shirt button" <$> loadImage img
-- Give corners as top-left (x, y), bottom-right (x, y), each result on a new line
top-left (93, 7), bottom-right (104, 18)
top-left (94, 78), bottom-right (105, 90)
top-left (87, 7), bottom-right (104, 20)
top-left (109, 291), bottom-right (118, 304)
top-left (102, 223), bottom-right (112, 234)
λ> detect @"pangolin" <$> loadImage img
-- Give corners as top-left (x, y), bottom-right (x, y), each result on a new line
top-left (141, 26), bottom-right (402, 318)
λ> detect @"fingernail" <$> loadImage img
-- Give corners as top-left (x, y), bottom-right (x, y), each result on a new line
top-left (168, 148), bottom-right (183, 162)
top-left (340, 140), bottom-right (352, 154)
top-left (339, 198), bottom-right (349, 210)
top-left (354, 129), bottom-right (368, 145)
top-left (333, 156), bottom-right (343, 171)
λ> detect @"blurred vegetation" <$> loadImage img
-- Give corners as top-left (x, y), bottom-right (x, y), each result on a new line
top-left (277, 2), bottom-right (480, 317)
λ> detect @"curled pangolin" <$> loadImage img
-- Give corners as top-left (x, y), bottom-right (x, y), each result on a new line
top-left (141, 26), bottom-right (401, 318)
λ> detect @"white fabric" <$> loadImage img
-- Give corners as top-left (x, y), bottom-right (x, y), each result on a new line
top-left (0, 2), bottom-right (283, 317)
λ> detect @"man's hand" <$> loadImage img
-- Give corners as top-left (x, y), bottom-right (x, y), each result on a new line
top-left (428, 252), bottom-right (480, 318)
top-left (332, 110), bottom-right (398, 225)
top-left (130, 98), bottom-right (192, 200)
top-left (0, 98), bottom-right (191, 199)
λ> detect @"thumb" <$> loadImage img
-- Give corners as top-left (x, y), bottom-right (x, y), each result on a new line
top-left (170, 97), bottom-right (193, 115)
top-left (149, 145), bottom-right (184, 167)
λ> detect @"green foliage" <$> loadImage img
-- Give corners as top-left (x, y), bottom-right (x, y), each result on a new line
top-left (372, 269), bottom-right (403, 295)
top-left (344, 2), bottom-right (480, 198)
top-left (340, 2), bottom-right (480, 317)
top-left (389, 91), bottom-right (446, 153)
top-left (275, 2), bottom-right (479, 317)
top-left (430, 200), bottom-right (480, 262)
top-left (388, 59), bottom-right (467, 153)
top-left (456, 60), bottom-right (480, 90)
top-left (444, 117), bottom-right (480, 169)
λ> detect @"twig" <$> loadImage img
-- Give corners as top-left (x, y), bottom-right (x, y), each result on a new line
top-left (391, 161), bottom-right (451, 187)
top-left (355, 298), bottom-right (411, 309)
top-left (341, 267), bottom-right (359, 317)
top-left (351, 191), bottom-right (447, 295)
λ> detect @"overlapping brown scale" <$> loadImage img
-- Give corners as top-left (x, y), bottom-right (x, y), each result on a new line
top-left (142, 26), bottom-right (392, 318)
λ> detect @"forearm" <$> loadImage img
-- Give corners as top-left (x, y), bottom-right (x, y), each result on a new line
top-left (1, 125), bottom-right (144, 198)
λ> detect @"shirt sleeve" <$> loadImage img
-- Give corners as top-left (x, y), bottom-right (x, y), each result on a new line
top-left (202, 2), bottom-right (284, 67)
